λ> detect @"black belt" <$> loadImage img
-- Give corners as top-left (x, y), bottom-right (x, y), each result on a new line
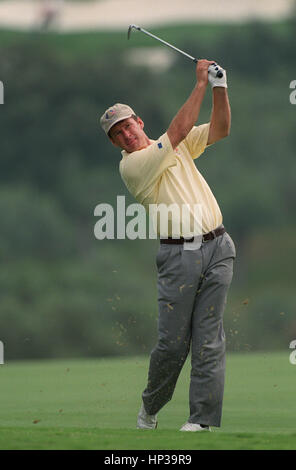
top-left (160, 225), bottom-right (225, 245)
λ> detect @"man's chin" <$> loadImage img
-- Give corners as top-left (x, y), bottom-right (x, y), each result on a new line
top-left (124, 138), bottom-right (150, 153)
top-left (126, 141), bottom-right (140, 152)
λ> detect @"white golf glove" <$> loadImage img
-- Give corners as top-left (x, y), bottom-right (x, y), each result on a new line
top-left (208, 63), bottom-right (227, 88)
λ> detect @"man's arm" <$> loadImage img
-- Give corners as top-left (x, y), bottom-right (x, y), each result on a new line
top-left (207, 87), bottom-right (231, 145)
top-left (167, 60), bottom-right (211, 150)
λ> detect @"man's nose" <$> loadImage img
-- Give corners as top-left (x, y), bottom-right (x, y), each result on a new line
top-left (122, 128), bottom-right (131, 139)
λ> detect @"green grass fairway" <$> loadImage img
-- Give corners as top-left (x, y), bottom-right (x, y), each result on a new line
top-left (0, 352), bottom-right (295, 450)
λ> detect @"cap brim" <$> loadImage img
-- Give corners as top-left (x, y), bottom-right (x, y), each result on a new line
top-left (106, 114), bottom-right (133, 135)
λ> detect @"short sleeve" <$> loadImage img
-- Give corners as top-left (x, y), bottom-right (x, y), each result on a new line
top-left (183, 123), bottom-right (210, 160)
top-left (119, 132), bottom-right (177, 200)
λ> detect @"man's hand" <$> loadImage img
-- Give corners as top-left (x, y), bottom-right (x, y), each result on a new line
top-left (208, 63), bottom-right (227, 88)
top-left (196, 59), bottom-right (213, 86)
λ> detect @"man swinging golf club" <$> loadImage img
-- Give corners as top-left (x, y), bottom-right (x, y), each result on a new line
top-left (100, 58), bottom-right (236, 432)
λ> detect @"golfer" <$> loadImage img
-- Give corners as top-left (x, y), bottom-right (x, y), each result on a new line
top-left (100, 60), bottom-right (236, 431)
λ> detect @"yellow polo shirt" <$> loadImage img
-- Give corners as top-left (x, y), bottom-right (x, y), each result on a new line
top-left (119, 123), bottom-right (222, 237)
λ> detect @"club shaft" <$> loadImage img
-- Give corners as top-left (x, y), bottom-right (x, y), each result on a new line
top-left (128, 24), bottom-right (223, 78)
top-left (136, 26), bottom-right (197, 63)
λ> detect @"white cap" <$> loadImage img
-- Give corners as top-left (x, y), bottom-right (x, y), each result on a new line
top-left (100, 103), bottom-right (135, 135)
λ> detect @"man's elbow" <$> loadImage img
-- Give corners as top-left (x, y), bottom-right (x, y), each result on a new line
top-left (218, 127), bottom-right (230, 142)
top-left (223, 124), bottom-right (231, 138)
top-left (208, 124), bottom-right (230, 145)
top-left (219, 120), bottom-right (231, 140)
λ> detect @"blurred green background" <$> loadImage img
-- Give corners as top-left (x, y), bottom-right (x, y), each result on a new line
top-left (0, 15), bottom-right (295, 360)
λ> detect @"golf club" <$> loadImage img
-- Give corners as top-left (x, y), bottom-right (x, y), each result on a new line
top-left (127, 24), bottom-right (223, 78)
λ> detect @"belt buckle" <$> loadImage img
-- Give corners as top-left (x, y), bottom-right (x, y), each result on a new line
top-left (184, 235), bottom-right (202, 251)
top-left (183, 237), bottom-right (194, 243)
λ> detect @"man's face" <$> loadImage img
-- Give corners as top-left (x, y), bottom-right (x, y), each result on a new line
top-left (109, 117), bottom-right (149, 153)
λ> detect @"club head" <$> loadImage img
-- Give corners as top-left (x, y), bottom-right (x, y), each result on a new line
top-left (127, 24), bottom-right (140, 40)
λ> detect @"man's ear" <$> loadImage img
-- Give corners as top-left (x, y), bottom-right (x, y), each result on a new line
top-left (136, 117), bottom-right (144, 130)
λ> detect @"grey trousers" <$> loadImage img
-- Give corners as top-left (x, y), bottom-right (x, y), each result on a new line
top-left (142, 231), bottom-right (236, 427)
